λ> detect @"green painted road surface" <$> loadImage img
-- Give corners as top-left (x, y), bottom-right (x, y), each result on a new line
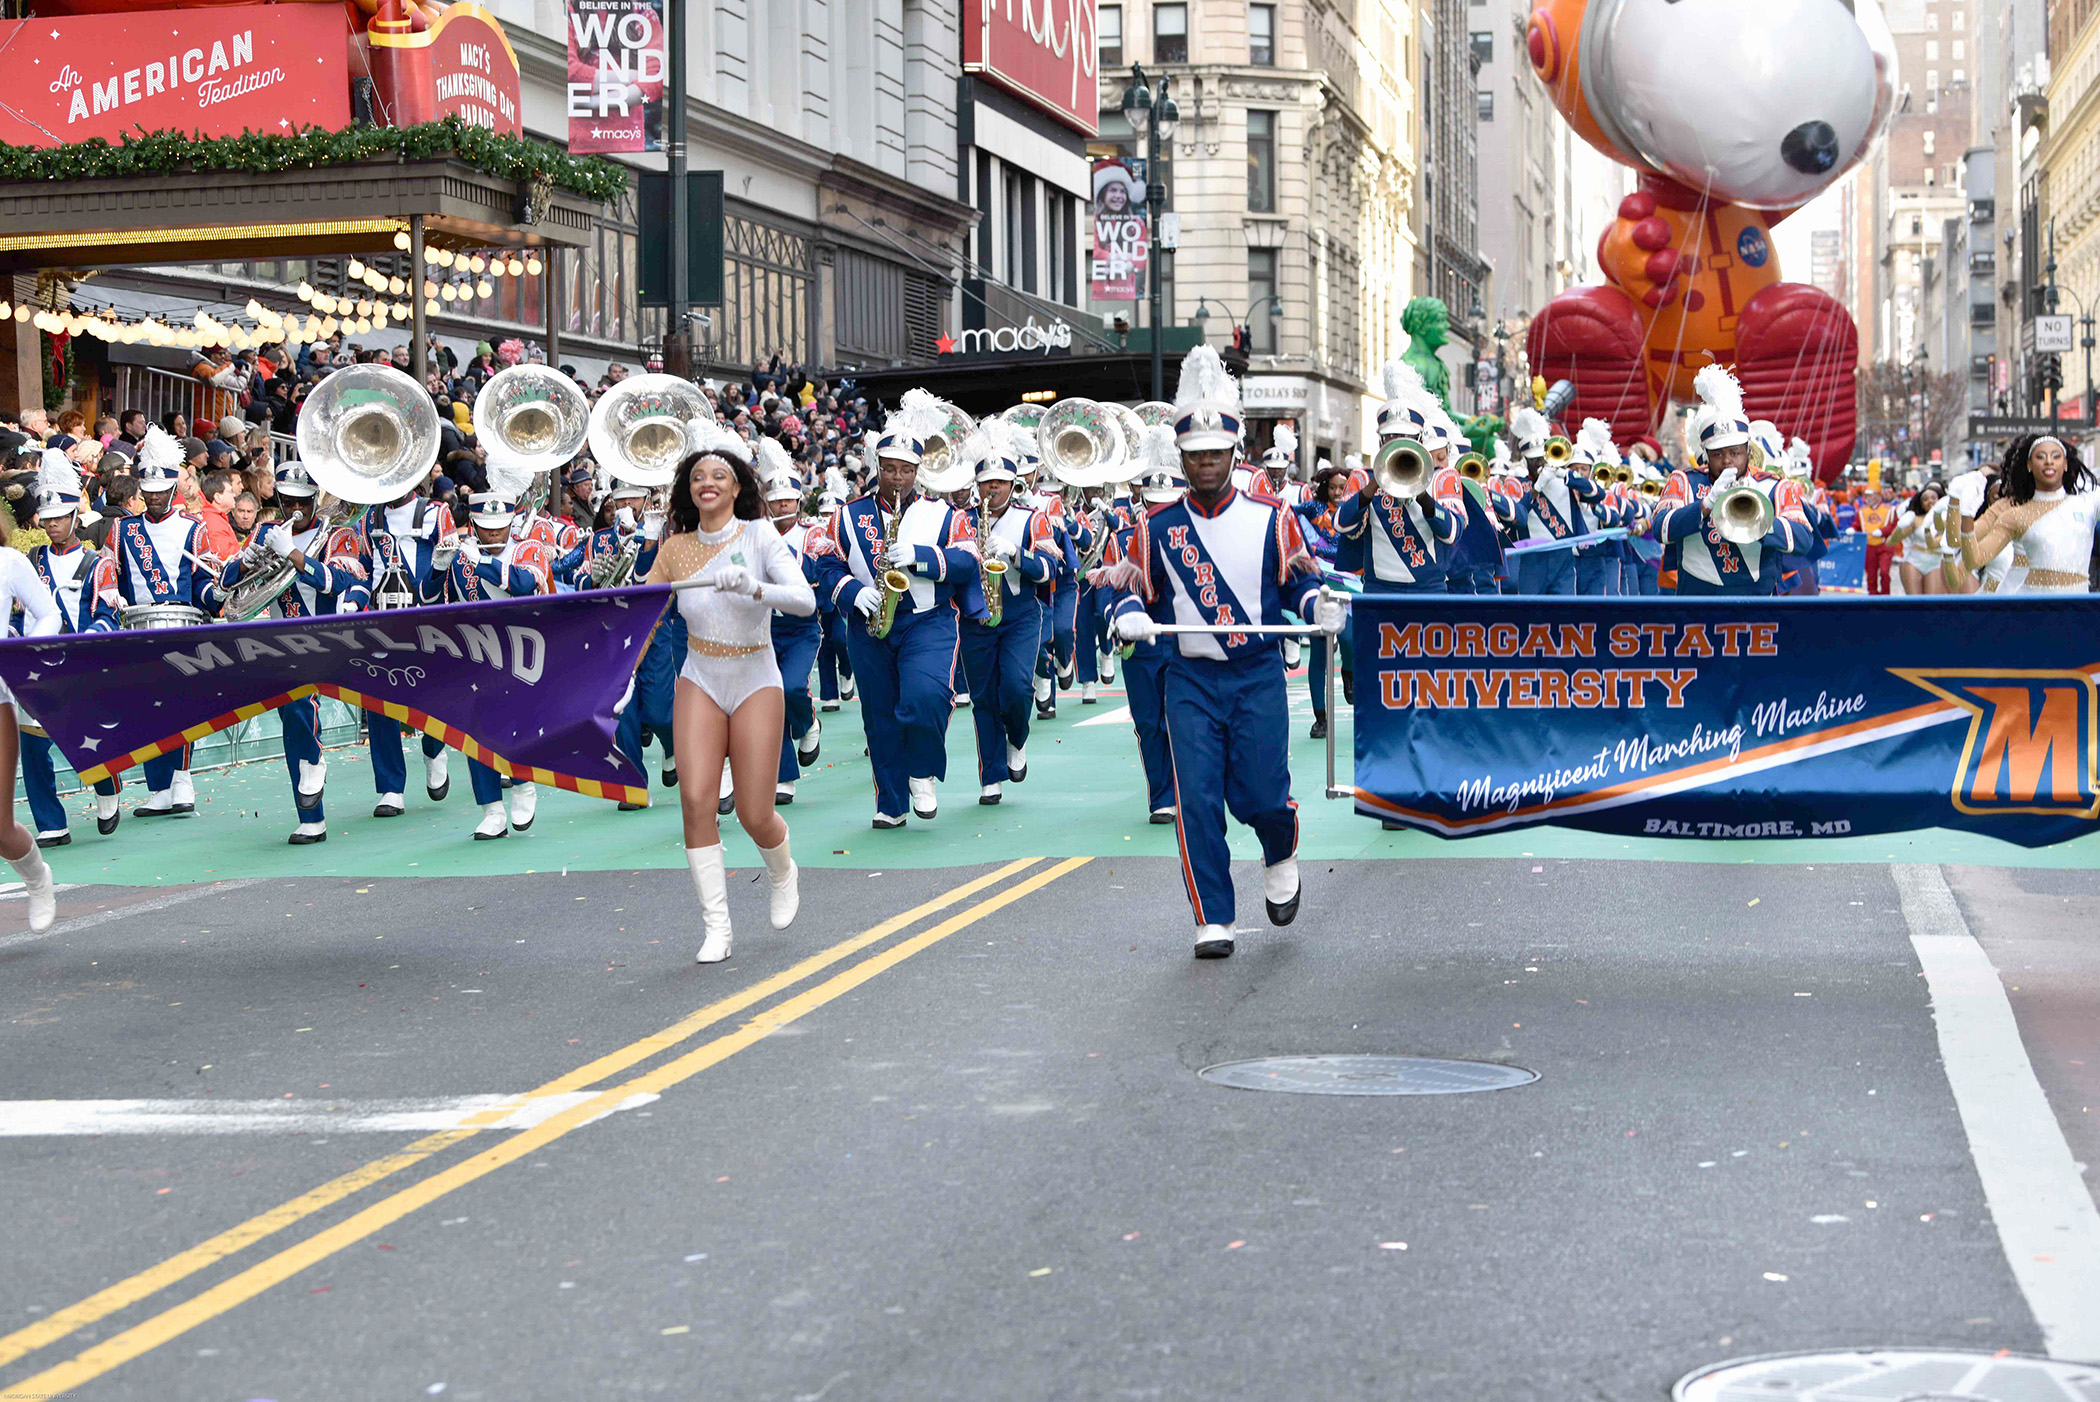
top-left (32, 673), bottom-right (2100, 887)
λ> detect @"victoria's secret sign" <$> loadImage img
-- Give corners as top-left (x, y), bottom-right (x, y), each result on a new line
top-left (0, 5), bottom-right (348, 148)
top-left (963, 0), bottom-right (1098, 137)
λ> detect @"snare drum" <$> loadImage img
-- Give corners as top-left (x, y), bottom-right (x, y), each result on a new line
top-left (118, 604), bottom-right (209, 631)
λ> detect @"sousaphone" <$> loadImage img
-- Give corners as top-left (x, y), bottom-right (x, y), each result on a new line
top-left (588, 373), bottom-right (714, 487)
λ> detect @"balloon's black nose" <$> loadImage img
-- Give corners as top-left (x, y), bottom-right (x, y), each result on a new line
top-left (1782, 121), bottom-right (1840, 174)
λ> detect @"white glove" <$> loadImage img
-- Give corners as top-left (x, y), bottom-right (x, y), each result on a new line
top-left (986, 535), bottom-right (1019, 564)
top-left (640, 510), bottom-right (664, 542)
top-left (338, 599), bottom-right (361, 614)
top-left (614, 506), bottom-right (637, 533)
top-left (853, 584), bottom-right (881, 618)
top-left (264, 528), bottom-right (296, 560)
top-left (1706, 467), bottom-right (1739, 502)
top-left (711, 564), bottom-right (757, 598)
top-left (1313, 588), bottom-right (1346, 637)
top-left (459, 539), bottom-right (485, 567)
top-left (1114, 610), bottom-right (1159, 644)
top-left (884, 542), bottom-right (920, 574)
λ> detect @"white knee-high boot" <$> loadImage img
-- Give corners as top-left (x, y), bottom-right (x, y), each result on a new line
top-left (756, 828), bottom-right (798, 930)
top-left (688, 844), bottom-right (732, 963)
top-left (8, 846), bottom-right (56, 935)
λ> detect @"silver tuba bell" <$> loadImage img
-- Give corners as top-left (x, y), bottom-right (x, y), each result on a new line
top-left (473, 365), bottom-right (590, 475)
top-left (1372, 436), bottom-right (1432, 499)
top-left (295, 363), bottom-right (441, 505)
top-left (915, 398), bottom-right (978, 495)
top-left (1708, 479), bottom-right (1776, 545)
top-left (1035, 398), bottom-right (1127, 489)
top-left (588, 374), bottom-right (715, 487)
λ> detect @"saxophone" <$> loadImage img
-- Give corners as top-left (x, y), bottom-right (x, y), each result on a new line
top-left (868, 492), bottom-right (910, 639)
top-left (977, 501), bottom-right (1006, 626)
top-left (591, 532), bottom-right (643, 588)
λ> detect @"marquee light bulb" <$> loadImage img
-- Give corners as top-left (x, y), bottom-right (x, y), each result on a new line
top-left (440, 284), bottom-right (457, 302)
top-left (297, 281), bottom-right (314, 301)
top-left (393, 230), bottom-right (412, 251)
top-left (506, 257), bottom-right (525, 276)
top-left (477, 279), bottom-right (495, 299)
top-left (389, 277), bottom-right (407, 296)
top-left (347, 259), bottom-right (366, 281)
top-left (426, 298), bottom-right (440, 315)
top-left (524, 256), bottom-right (543, 276)
top-left (435, 248), bottom-right (455, 268)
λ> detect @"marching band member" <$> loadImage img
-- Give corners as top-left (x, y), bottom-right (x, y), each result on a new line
top-left (1032, 479), bottom-right (1086, 720)
top-left (812, 391), bottom-right (979, 828)
top-left (1772, 434), bottom-right (1836, 595)
top-left (645, 422), bottom-right (815, 964)
top-left (217, 465), bottom-right (366, 845)
top-left (1572, 420), bottom-right (1625, 596)
top-left (19, 451), bottom-right (121, 846)
top-left (110, 427), bottom-right (222, 818)
top-left (1624, 459), bottom-right (1668, 595)
top-left (558, 486), bottom-right (675, 811)
top-left (958, 420), bottom-right (1057, 805)
top-left (1438, 420), bottom-right (1506, 596)
top-left (1652, 366), bottom-right (1807, 595)
top-left (0, 552), bottom-right (63, 933)
top-left (1247, 426), bottom-right (1309, 507)
top-left (347, 474), bottom-right (457, 816)
top-left (1335, 364), bottom-right (1464, 595)
top-left (438, 493), bottom-right (554, 839)
top-left (813, 485), bottom-right (856, 714)
top-left (1952, 434), bottom-right (2098, 594)
top-left (1092, 426), bottom-right (1183, 823)
top-left (512, 473), bottom-right (586, 555)
top-left (1108, 346), bottom-right (1341, 960)
top-left (760, 445), bottom-right (824, 805)
top-left (1501, 413), bottom-right (1602, 596)
top-left (552, 482), bottom-right (653, 589)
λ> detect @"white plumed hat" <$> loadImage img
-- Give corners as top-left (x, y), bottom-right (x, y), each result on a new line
top-left (1171, 345), bottom-right (1243, 452)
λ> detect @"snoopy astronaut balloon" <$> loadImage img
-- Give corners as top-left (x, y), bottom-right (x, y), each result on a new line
top-left (1523, 0), bottom-right (1895, 477)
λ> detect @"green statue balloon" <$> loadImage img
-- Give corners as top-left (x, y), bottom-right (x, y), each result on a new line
top-left (1401, 297), bottom-right (1452, 408)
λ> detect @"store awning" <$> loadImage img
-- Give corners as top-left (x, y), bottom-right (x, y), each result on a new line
top-left (0, 158), bottom-right (600, 272)
top-left (843, 350), bottom-right (1186, 415)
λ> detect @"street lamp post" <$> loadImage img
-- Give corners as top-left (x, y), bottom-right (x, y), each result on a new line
top-left (1192, 294), bottom-right (1285, 353)
top-left (1121, 66), bottom-right (1179, 401)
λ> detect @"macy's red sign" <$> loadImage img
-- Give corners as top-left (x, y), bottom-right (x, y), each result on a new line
top-left (963, 0), bottom-right (1097, 137)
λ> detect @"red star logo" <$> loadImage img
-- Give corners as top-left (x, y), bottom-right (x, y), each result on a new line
top-left (936, 335), bottom-right (955, 354)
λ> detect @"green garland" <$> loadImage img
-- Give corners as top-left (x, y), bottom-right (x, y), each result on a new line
top-left (0, 116), bottom-right (629, 203)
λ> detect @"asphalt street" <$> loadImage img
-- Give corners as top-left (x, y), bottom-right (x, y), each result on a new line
top-left (4, 843), bottom-right (2096, 1401)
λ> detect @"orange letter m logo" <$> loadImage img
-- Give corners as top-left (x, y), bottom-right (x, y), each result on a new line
top-left (1898, 670), bottom-right (2099, 817)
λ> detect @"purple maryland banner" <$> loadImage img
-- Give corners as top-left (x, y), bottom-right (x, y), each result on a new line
top-left (0, 587), bottom-right (676, 805)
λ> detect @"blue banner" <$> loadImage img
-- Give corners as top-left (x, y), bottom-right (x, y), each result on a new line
top-left (1817, 534), bottom-right (1866, 591)
top-left (1351, 596), bottom-right (2100, 847)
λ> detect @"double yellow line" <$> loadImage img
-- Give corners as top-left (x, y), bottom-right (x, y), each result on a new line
top-left (0, 854), bottom-right (1088, 1397)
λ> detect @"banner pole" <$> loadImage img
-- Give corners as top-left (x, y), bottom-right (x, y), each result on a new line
top-left (1323, 628), bottom-right (1341, 800)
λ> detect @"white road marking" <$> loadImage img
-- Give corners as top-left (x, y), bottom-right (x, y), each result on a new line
top-left (0, 878), bottom-right (270, 950)
top-left (0, 1091), bottom-right (661, 1136)
top-left (0, 883), bottom-right (81, 900)
top-left (1073, 705), bottom-right (1133, 728)
top-left (1894, 862), bottom-right (2100, 1361)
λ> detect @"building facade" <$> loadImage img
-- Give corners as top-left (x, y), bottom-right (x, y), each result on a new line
top-left (2041, 0), bottom-right (2100, 424)
top-left (69, 0), bottom-right (979, 399)
top-left (1417, 0), bottom-right (1487, 401)
top-left (1089, 0), bottom-right (1423, 465)
top-left (1868, 0), bottom-right (1974, 379)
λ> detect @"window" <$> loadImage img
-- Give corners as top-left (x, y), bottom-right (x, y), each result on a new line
top-left (1154, 3), bottom-right (1187, 62)
top-left (1469, 29), bottom-right (1493, 65)
top-left (1925, 39), bottom-right (1938, 60)
top-left (1952, 39), bottom-right (1964, 58)
top-left (1926, 9), bottom-right (1938, 27)
top-left (1249, 4), bottom-right (1275, 65)
top-left (1954, 9), bottom-right (1964, 28)
top-left (1923, 129), bottom-right (1935, 155)
top-left (1912, 215), bottom-right (1924, 236)
top-left (1247, 249), bottom-right (1278, 354)
top-left (1099, 5), bottom-right (1122, 66)
top-left (1926, 69), bottom-right (1938, 89)
top-left (1247, 109), bottom-right (1276, 212)
top-left (1953, 68), bottom-right (1964, 82)
top-left (1476, 89), bottom-right (1494, 120)
top-left (1004, 168), bottom-right (1023, 284)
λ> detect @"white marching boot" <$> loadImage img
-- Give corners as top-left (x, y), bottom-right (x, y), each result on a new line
top-left (756, 831), bottom-right (799, 930)
top-left (8, 845), bottom-right (57, 935)
top-left (509, 781), bottom-right (538, 831)
top-left (95, 790), bottom-right (120, 836)
top-left (472, 801), bottom-right (508, 840)
top-left (1081, 681), bottom-right (1098, 703)
top-left (908, 777), bottom-right (938, 819)
top-left (296, 759), bottom-right (327, 810)
top-left (797, 719), bottom-right (822, 766)
top-left (1006, 744), bottom-right (1028, 782)
top-left (425, 748), bottom-right (450, 800)
top-left (688, 844), bottom-right (733, 962)
top-left (170, 770), bottom-right (196, 813)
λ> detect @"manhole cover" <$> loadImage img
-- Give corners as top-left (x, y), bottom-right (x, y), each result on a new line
top-left (1673, 1349), bottom-right (2100, 1400)
top-left (1196, 1054), bottom-right (1537, 1096)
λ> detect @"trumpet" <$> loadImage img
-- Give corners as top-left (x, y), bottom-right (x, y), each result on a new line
top-left (1372, 436), bottom-right (1432, 499)
top-left (1455, 452), bottom-right (1488, 482)
top-left (1542, 435), bottom-right (1575, 468)
top-left (1708, 480), bottom-right (1776, 545)
top-left (869, 493), bottom-right (910, 639)
top-left (1637, 478), bottom-right (1664, 499)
